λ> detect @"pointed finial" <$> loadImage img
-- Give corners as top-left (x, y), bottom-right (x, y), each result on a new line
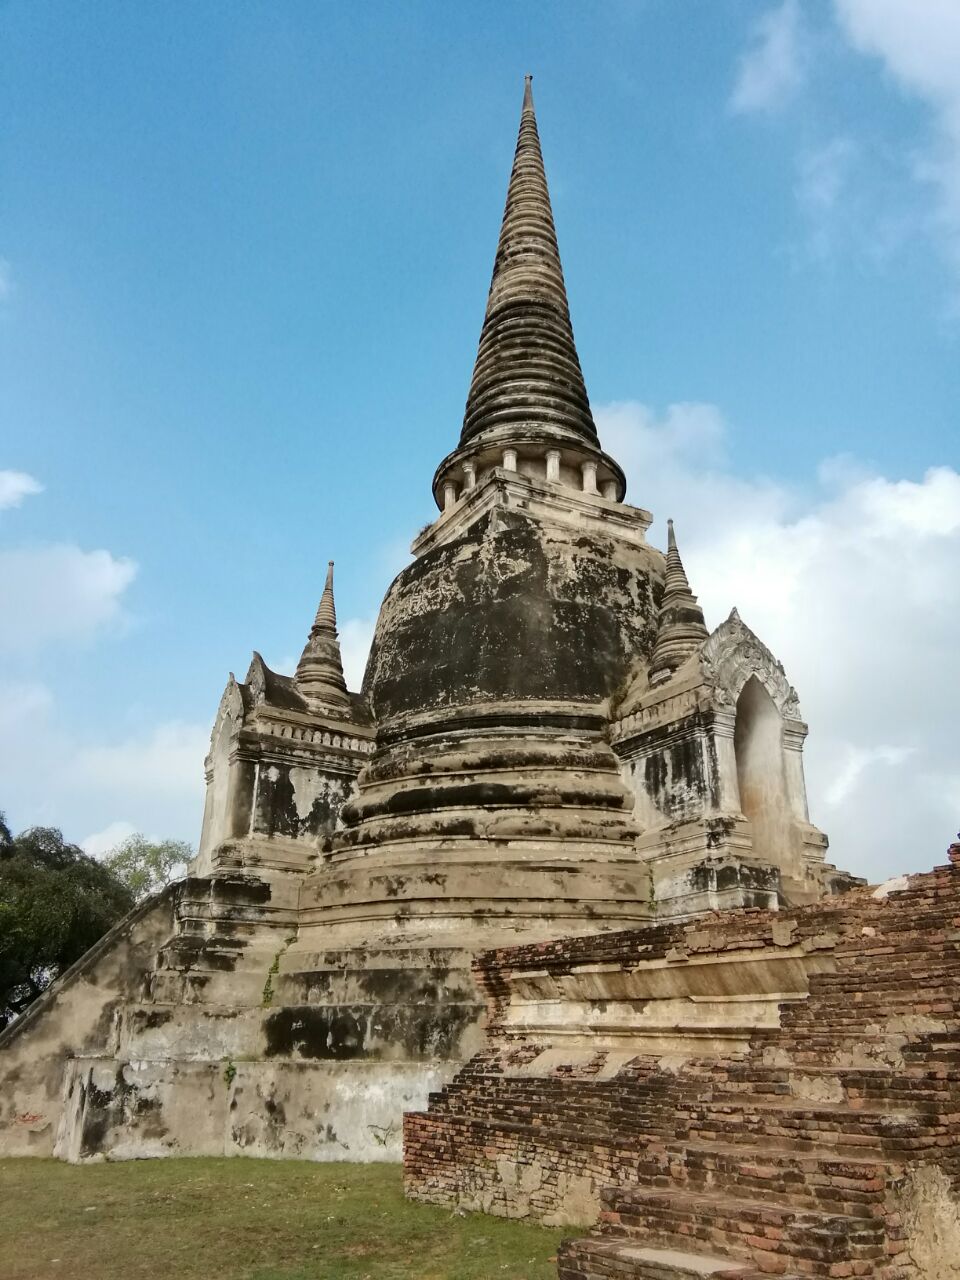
top-left (294, 559), bottom-right (350, 711)
top-left (458, 76), bottom-right (598, 454)
top-left (313, 560), bottom-right (338, 632)
top-left (663, 518), bottom-right (696, 596)
top-left (648, 519), bottom-right (709, 686)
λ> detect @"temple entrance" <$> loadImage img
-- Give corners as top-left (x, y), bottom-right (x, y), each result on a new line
top-left (734, 676), bottom-right (791, 865)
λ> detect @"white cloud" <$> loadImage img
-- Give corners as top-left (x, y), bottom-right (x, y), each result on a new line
top-left (731, 0), bottom-right (806, 114)
top-left (76, 721), bottom-right (209, 797)
top-left (795, 137), bottom-right (857, 216)
top-left (824, 745), bottom-right (916, 807)
top-left (597, 400), bottom-right (960, 882)
top-left (730, 3), bottom-right (960, 292)
top-left (833, 0), bottom-right (960, 287)
top-left (0, 680), bottom-right (53, 736)
top-left (0, 543), bottom-right (137, 652)
top-left (0, 686), bottom-right (206, 846)
top-left (270, 653), bottom-right (298, 677)
top-left (0, 470), bottom-right (43, 511)
top-left (340, 616), bottom-right (376, 691)
top-left (836, 0), bottom-right (960, 106)
top-left (81, 820), bottom-right (138, 858)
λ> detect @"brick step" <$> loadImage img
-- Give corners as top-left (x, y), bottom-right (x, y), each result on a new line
top-left (406, 1112), bottom-right (636, 1151)
top-left (426, 1079), bottom-right (678, 1112)
top-left (783, 1009), bottom-right (960, 1027)
top-left (556, 1237), bottom-right (773, 1279)
top-left (680, 1127), bottom-right (885, 1158)
top-left (680, 1115), bottom-right (917, 1147)
top-left (682, 1127), bottom-right (943, 1165)
top-left (693, 1092), bottom-right (924, 1117)
top-left (717, 1060), bottom-right (960, 1080)
top-left (808, 968), bottom-right (960, 983)
top-left (708, 1078), bottom-right (957, 1109)
top-left (673, 1077), bottom-right (958, 1109)
top-left (782, 1017), bottom-right (960, 1034)
top-left (658, 1135), bottom-right (891, 1174)
top-left (812, 970), bottom-right (960, 985)
top-left (417, 1093), bottom-right (942, 1159)
top-left (429, 1085), bottom-right (683, 1121)
top-left (598, 1186), bottom-right (889, 1273)
top-left (812, 958), bottom-right (960, 975)
top-left (768, 1047), bottom-right (960, 1072)
top-left (639, 1141), bottom-right (892, 1216)
top-left (801, 979), bottom-right (960, 994)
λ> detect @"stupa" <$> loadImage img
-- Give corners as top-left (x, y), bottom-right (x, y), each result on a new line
top-left (0, 79), bottom-right (856, 1163)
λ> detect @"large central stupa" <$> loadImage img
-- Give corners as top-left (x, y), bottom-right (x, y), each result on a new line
top-left (0, 80), bottom-right (856, 1164)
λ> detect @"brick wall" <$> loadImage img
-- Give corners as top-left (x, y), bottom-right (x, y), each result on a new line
top-left (404, 843), bottom-right (960, 1277)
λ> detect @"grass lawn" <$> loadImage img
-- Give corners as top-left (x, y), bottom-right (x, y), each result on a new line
top-left (0, 1158), bottom-right (578, 1280)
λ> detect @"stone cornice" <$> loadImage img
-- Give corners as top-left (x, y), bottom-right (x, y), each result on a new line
top-left (413, 467), bottom-right (653, 557)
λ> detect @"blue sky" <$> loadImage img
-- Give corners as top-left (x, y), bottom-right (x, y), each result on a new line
top-left (1, 1), bottom-right (958, 880)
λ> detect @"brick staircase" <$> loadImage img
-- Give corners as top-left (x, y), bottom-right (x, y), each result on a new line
top-left (405, 849), bottom-right (960, 1278)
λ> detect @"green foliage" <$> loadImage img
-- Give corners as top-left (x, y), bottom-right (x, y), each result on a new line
top-left (261, 952), bottom-right (281, 1008)
top-left (0, 825), bottom-right (135, 1029)
top-left (262, 936), bottom-right (296, 1007)
top-left (221, 1058), bottom-right (237, 1088)
top-left (103, 833), bottom-right (193, 902)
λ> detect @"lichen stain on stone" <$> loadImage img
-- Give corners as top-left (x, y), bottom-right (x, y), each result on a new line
top-left (900, 1165), bottom-right (960, 1279)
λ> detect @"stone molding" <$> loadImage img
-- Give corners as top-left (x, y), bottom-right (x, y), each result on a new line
top-left (700, 609), bottom-right (802, 719)
top-left (413, 467), bottom-right (653, 558)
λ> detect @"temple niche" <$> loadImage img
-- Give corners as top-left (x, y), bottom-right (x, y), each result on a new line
top-left (613, 557), bottom-right (855, 915)
top-left (0, 77), bottom-right (862, 1170)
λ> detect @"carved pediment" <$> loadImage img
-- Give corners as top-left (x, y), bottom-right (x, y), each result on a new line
top-left (700, 609), bottom-right (801, 720)
top-left (204, 673), bottom-right (246, 769)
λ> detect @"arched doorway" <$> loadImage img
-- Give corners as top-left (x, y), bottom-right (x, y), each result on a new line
top-left (734, 676), bottom-right (790, 864)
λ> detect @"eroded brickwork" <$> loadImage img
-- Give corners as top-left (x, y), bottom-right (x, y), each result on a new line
top-left (405, 844), bottom-right (960, 1278)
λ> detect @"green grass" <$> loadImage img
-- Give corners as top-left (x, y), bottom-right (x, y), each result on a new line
top-left (0, 1158), bottom-right (578, 1280)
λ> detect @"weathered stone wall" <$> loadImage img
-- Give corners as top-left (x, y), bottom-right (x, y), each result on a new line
top-left (0, 888), bottom-right (177, 1156)
top-left (0, 865), bottom-right (484, 1164)
top-left (405, 843), bottom-right (960, 1277)
top-left (55, 1057), bottom-right (454, 1164)
top-left (251, 761), bottom-right (355, 843)
top-left (363, 508), bottom-right (661, 722)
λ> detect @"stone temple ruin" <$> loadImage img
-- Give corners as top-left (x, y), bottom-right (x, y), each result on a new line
top-left (2, 78), bottom-right (958, 1279)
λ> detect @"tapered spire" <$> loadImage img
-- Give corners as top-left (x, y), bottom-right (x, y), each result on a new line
top-left (295, 561), bottom-right (351, 710)
top-left (459, 75), bottom-right (598, 450)
top-left (648, 521), bottom-right (709, 686)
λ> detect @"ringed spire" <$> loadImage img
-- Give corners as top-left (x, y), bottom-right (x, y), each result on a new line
top-left (295, 561), bottom-right (351, 711)
top-left (648, 520), bottom-right (710, 686)
top-left (459, 75), bottom-right (599, 450)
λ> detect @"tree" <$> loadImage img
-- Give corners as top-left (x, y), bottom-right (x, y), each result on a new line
top-left (103, 833), bottom-right (193, 901)
top-left (0, 825), bottom-right (135, 1029)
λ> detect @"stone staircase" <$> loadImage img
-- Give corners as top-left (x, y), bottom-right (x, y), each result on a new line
top-left (405, 851), bottom-right (960, 1278)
